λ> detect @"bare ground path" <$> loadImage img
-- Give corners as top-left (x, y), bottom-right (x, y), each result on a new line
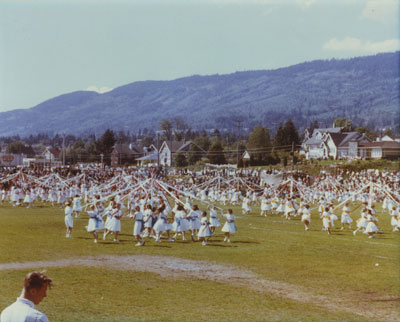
top-left (1, 255), bottom-right (398, 321)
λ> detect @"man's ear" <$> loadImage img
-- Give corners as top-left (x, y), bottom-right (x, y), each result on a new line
top-left (29, 288), bottom-right (38, 296)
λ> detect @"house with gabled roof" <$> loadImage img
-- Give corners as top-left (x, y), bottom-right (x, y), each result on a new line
top-left (302, 127), bottom-right (344, 159)
top-left (111, 143), bottom-right (142, 166)
top-left (43, 147), bottom-right (61, 161)
top-left (302, 127), bottom-right (372, 160)
top-left (159, 140), bottom-right (205, 167)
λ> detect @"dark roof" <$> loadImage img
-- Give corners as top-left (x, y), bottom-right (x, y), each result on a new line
top-left (329, 133), bottom-right (348, 147)
top-left (136, 152), bottom-right (159, 161)
top-left (112, 143), bottom-right (140, 155)
top-left (162, 140), bottom-right (206, 153)
top-left (47, 148), bottom-right (60, 156)
top-left (329, 132), bottom-right (371, 148)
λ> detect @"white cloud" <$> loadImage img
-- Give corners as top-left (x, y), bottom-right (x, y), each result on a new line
top-left (361, 0), bottom-right (398, 24)
top-left (86, 86), bottom-right (114, 94)
top-left (323, 37), bottom-right (400, 53)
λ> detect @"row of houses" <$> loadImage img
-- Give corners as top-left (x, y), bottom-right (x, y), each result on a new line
top-left (1, 131), bottom-right (399, 167)
top-left (0, 141), bottom-right (205, 167)
top-left (301, 127), bottom-right (400, 160)
top-left (0, 147), bottom-right (62, 167)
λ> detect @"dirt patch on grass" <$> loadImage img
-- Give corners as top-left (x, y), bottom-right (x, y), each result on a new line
top-left (1, 255), bottom-right (398, 321)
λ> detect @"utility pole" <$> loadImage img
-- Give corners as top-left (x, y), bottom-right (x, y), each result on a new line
top-left (157, 132), bottom-right (160, 167)
top-left (291, 141), bottom-right (295, 171)
top-left (234, 119), bottom-right (243, 166)
top-left (62, 133), bottom-right (66, 166)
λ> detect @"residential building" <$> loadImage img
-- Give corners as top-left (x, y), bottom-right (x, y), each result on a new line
top-left (159, 140), bottom-right (205, 167)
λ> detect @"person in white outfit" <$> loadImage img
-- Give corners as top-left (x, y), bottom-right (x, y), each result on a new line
top-left (86, 204), bottom-right (104, 243)
top-left (130, 206), bottom-right (145, 246)
top-left (221, 209), bottom-right (237, 243)
top-left (198, 211), bottom-right (212, 246)
top-left (188, 205), bottom-right (201, 241)
top-left (301, 204), bottom-right (311, 231)
top-left (208, 205), bottom-right (221, 233)
top-left (340, 202), bottom-right (353, 230)
top-left (64, 200), bottom-right (74, 238)
top-left (364, 209), bottom-right (379, 239)
top-left (1, 271), bottom-right (52, 322)
top-left (320, 207), bottom-right (332, 235)
top-left (72, 194), bottom-right (82, 218)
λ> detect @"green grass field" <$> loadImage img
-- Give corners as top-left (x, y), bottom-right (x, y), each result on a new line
top-left (1, 201), bottom-right (399, 321)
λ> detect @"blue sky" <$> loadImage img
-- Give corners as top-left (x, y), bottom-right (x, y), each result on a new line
top-left (0, 0), bottom-right (398, 112)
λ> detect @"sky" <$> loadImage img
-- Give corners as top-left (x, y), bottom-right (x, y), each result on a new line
top-left (0, 0), bottom-right (399, 112)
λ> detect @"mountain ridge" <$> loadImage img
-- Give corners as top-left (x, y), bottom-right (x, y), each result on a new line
top-left (1, 51), bottom-right (399, 137)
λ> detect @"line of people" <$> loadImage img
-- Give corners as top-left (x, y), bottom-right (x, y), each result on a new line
top-left (64, 197), bottom-right (238, 246)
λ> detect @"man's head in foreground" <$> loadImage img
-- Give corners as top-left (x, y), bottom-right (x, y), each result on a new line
top-left (23, 271), bottom-right (52, 305)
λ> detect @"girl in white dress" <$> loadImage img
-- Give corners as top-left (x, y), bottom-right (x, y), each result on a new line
top-left (353, 208), bottom-right (368, 236)
top-left (242, 196), bottom-right (251, 216)
top-left (222, 209), bottom-right (237, 243)
top-left (86, 205), bottom-right (103, 243)
top-left (364, 210), bottom-right (379, 239)
top-left (23, 189), bottom-right (32, 208)
top-left (109, 203), bottom-right (122, 242)
top-left (72, 194), bottom-right (82, 218)
top-left (328, 203), bottom-right (338, 229)
top-left (301, 204), bottom-right (311, 231)
top-left (340, 202), bottom-right (353, 230)
top-left (271, 196), bottom-right (279, 214)
top-left (231, 190), bottom-right (239, 205)
top-left (389, 205), bottom-right (399, 232)
top-left (143, 204), bottom-right (154, 238)
top-left (130, 205), bottom-right (145, 246)
top-left (208, 205), bottom-right (221, 233)
top-left (104, 203), bottom-right (122, 242)
top-left (198, 211), bottom-right (212, 246)
top-left (260, 195), bottom-right (271, 217)
top-left (284, 200), bottom-right (295, 220)
top-left (320, 207), bottom-right (332, 235)
top-left (64, 201), bottom-right (74, 238)
top-left (153, 207), bottom-right (174, 243)
top-left (103, 200), bottom-right (114, 240)
top-left (220, 191), bottom-right (228, 205)
top-left (276, 198), bottom-right (286, 216)
top-left (188, 205), bottom-right (201, 241)
top-left (48, 189), bottom-right (57, 206)
top-left (172, 204), bottom-right (189, 241)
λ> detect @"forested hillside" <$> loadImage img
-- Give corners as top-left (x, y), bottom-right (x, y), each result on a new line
top-left (0, 51), bottom-right (398, 137)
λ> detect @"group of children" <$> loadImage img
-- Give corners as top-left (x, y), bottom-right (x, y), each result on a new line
top-left (64, 196), bottom-right (238, 246)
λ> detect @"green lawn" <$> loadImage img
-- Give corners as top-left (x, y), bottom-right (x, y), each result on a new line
top-left (0, 201), bottom-right (399, 321)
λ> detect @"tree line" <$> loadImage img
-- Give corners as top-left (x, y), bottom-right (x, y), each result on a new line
top-left (0, 117), bottom-right (394, 167)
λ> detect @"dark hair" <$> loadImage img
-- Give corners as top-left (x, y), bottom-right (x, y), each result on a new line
top-left (24, 271), bottom-right (52, 291)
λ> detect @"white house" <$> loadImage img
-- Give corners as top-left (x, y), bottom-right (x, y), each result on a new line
top-left (302, 127), bottom-right (342, 159)
top-left (43, 147), bottom-right (61, 162)
top-left (159, 140), bottom-right (205, 167)
top-left (302, 127), bottom-right (371, 160)
top-left (359, 141), bottom-right (400, 159)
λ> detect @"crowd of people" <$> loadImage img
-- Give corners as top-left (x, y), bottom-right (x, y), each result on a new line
top-left (1, 165), bottom-right (399, 245)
